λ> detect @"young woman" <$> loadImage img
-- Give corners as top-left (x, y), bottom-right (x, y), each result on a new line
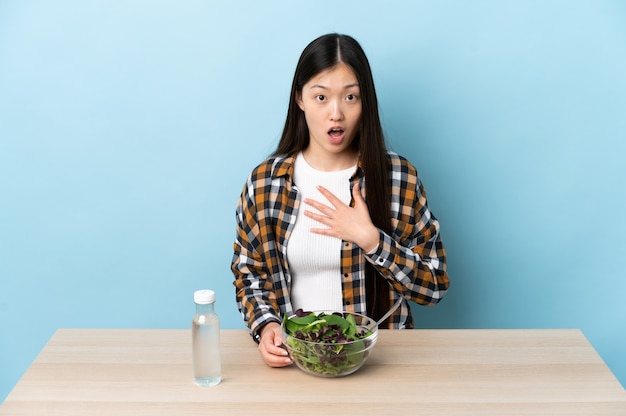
top-left (231, 33), bottom-right (449, 367)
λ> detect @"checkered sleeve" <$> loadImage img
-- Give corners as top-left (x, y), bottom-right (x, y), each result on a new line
top-left (231, 163), bottom-right (282, 339)
top-left (366, 153), bottom-right (449, 305)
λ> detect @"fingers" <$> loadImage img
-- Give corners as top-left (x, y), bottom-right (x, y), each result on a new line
top-left (303, 196), bottom-right (336, 230)
top-left (303, 185), bottom-right (344, 220)
top-left (303, 207), bottom-right (332, 225)
top-left (259, 344), bottom-right (292, 367)
top-left (303, 198), bottom-right (333, 218)
top-left (306, 184), bottom-right (364, 213)
top-left (302, 183), bottom-right (370, 240)
top-left (304, 199), bottom-right (336, 221)
top-left (258, 324), bottom-right (292, 368)
top-left (352, 182), bottom-right (365, 204)
top-left (303, 208), bottom-right (336, 237)
top-left (315, 185), bottom-right (341, 206)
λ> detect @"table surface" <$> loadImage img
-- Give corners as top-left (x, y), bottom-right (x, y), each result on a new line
top-left (1, 328), bottom-right (625, 415)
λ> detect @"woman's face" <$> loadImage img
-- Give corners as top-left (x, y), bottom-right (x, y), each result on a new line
top-left (297, 63), bottom-right (362, 169)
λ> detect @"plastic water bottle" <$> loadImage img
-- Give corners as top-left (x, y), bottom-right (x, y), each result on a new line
top-left (192, 289), bottom-right (221, 386)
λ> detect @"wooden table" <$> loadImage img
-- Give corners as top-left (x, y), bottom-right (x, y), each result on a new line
top-left (1, 329), bottom-right (625, 415)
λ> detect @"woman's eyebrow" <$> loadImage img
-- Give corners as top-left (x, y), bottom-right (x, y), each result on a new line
top-left (309, 83), bottom-right (360, 90)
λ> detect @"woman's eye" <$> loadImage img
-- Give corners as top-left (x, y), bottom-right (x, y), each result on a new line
top-left (346, 94), bottom-right (358, 101)
top-left (315, 95), bottom-right (326, 101)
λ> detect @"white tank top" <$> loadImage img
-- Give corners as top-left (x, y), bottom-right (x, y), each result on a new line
top-left (288, 152), bottom-right (356, 312)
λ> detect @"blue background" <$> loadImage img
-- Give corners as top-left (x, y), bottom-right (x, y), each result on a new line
top-left (1, 0), bottom-right (625, 401)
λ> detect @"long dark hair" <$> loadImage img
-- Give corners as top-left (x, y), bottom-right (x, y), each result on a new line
top-left (273, 33), bottom-right (392, 325)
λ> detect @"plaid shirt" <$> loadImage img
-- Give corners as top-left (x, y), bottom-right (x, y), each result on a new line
top-left (231, 152), bottom-right (448, 340)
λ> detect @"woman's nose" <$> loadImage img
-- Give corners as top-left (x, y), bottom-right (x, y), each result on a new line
top-left (329, 101), bottom-right (344, 121)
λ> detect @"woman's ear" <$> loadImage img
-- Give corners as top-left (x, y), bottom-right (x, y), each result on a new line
top-left (296, 92), bottom-right (304, 111)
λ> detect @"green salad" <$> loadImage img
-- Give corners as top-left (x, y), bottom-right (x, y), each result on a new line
top-left (283, 310), bottom-right (373, 376)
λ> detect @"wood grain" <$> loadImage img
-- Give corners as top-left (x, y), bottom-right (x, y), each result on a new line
top-left (1, 329), bottom-right (624, 415)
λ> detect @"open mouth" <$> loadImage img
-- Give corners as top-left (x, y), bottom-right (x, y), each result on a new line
top-left (328, 128), bottom-right (344, 139)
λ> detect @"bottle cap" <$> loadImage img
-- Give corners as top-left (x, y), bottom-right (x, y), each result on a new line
top-left (194, 289), bottom-right (215, 304)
